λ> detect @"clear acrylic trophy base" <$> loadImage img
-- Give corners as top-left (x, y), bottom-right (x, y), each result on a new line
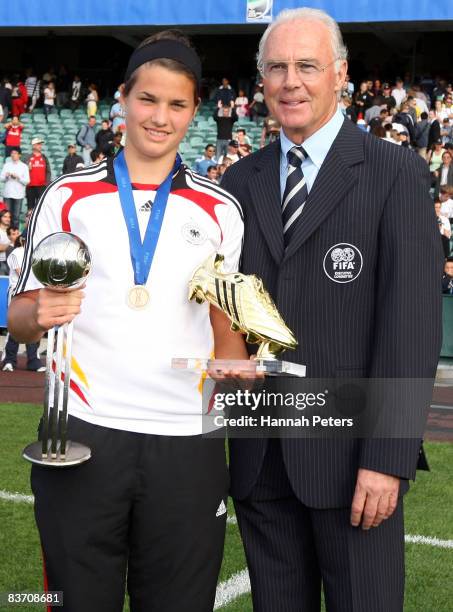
top-left (23, 440), bottom-right (92, 467)
top-left (172, 358), bottom-right (306, 377)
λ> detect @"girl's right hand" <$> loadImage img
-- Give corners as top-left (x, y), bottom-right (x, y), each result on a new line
top-left (34, 286), bottom-right (85, 331)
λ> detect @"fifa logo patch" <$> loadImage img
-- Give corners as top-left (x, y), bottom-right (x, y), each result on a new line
top-left (323, 243), bottom-right (363, 283)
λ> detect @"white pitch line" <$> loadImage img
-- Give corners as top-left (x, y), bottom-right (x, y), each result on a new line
top-left (404, 534), bottom-right (453, 549)
top-left (0, 489), bottom-right (34, 504)
top-left (214, 569), bottom-right (251, 609)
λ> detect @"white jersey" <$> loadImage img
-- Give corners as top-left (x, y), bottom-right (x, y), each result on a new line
top-left (15, 158), bottom-right (243, 435)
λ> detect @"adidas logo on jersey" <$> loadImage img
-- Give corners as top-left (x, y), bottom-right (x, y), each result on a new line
top-left (216, 500), bottom-right (227, 517)
top-left (139, 200), bottom-right (153, 213)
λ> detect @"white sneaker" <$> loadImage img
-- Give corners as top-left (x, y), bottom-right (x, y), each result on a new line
top-left (36, 366), bottom-right (46, 373)
top-left (2, 363), bottom-right (14, 372)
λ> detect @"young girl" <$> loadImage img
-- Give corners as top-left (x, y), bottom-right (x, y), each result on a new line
top-left (9, 30), bottom-right (248, 612)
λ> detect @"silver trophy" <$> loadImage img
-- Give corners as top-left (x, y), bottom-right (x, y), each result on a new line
top-left (22, 232), bottom-right (92, 467)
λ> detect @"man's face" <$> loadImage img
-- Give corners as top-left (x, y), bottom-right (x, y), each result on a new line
top-left (227, 145), bottom-right (238, 155)
top-left (11, 116), bottom-right (19, 125)
top-left (33, 143), bottom-right (43, 153)
top-left (443, 153), bottom-right (452, 166)
top-left (68, 146), bottom-right (76, 155)
top-left (262, 19), bottom-right (347, 143)
top-left (445, 262), bottom-right (453, 276)
top-left (89, 117), bottom-right (96, 128)
top-left (205, 146), bottom-right (215, 159)
top-left (102, 121), bottom-right (109, 130)
top-left (11, 150), bottom-right (19, 162)
top-left (222, 78), bottom-right (229, 88)
top-left (222, 107), bottom-right (230, 117)
top-left (396, 80), bottom-right (403, 89)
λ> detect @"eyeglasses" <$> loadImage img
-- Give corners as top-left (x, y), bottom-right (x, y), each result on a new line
top-left (260, 58), bottom-right (339, 82)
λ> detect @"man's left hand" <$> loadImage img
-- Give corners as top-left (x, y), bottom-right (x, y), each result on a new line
top-left (350, 468), bottom-right (400, 530)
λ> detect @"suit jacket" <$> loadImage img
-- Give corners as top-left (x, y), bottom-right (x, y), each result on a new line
top-left (222, 119), bottom-right (443, 508)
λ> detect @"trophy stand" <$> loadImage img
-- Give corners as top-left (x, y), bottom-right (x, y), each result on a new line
top-left (22, 232), bottom-right (92, 467)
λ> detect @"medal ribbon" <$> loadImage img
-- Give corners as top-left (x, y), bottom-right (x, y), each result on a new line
top-left (114, 149), bottom-right (181, 286)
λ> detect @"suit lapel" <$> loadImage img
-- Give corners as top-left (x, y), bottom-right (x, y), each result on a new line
top-left (284, 120), bottom-right (365, 262)
top-left (248, 141), bottom-right (284, 264)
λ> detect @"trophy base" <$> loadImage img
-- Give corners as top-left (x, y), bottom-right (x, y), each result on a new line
top-left (23, 440), bottom-right (92, 467)
top-left (172, 358), bottom-right (306, 378)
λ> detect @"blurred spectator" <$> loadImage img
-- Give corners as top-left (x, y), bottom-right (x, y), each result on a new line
top-left (370, 125), bottom-right (386, 139)
top-left (249, 85), bottom-right (267, 123)
top-left (434, 151), bottom-right (453, 198)
top-left (381, 83), bottom-right (396, 109)
top-left (236, 128), bottom-right (251, 146)
top-left (440, 118), bottom-right (453, 146)
top-left (434, 99), bottom-right (449, 122)
top-left (86, 83), bottom-right (99, 117)
top-left (0, 209), bottom-right (11, 274)
top-left (3, 116), bottom-right (24, 157)
top-left (1, 233), bottom-right (45, 372)
top-left (435, 200), bottom-right (451, 258)
top-left (365, 97), bottom-right (384, 124)
top-left (217, 158), bottom-right (232, 185)
top-left (42, 66), bottom-right (56, 83)
top-left (368, 108), bottom-right (390, 131)
top-left (394, 102), bottom-right (416, 144)
top-left (62, 144), bottom-right (84, 174)
top-left (428, 139), bottom-right (446, 183)
top-left (24, 138), bottom-right (51, 210)
top-left (427, 109), bottom-right (441, 150)
top-left (43, 81), bottom-right (56, 121)
top-left (25, 68), bottom-right (40, 113)
top-left (11, 78), bottom-right (28, 118)
top-left (6, 226), bottom-right (20, 257)
top-left (415, 112), bottom-right (430, 158)
top-left (0, 80), bottom-right (12, 119)
top-left (339, 94), bottom-right (357, 122)
top-left (0, 150), bottom-right (29, 226)
top-left (110, 90), bottom-right (127, 132)
top-left (214, 106), bottom-right (237, 159)
top-left (218, 140), bottom-right (241, 164)
top-left (192, 144), bottom-right (217, 176)
top-left (70, 75), bottom-right (83, 111)
top-left (90, 149), bottom-right (105, 165)
top-left (439, 185), bottom-right (453, 220)
top-left (206, 165), bottom-right (219, 184)
top-left (96, 119), bottom-right (115, 155)
top-left (343, 73), bottom-right (354, 97)
top-left (107, 131), bottom-right (123, 157)
top-left (76, 116), bottom-right (98, 166)
top-left (391, 77), bottom-right (406, 108)
top-left (214, 77), bottom-right (235, 109)
top-left (238, 142), bottom-right (252, 157)
top-left (234, 89), bottom-right (249, 118)
top-left (354, 81), bottom-right (373, 116)
top-left (442, 257), bottom-right (453, 294)
top-left (260, 114), bottom-right (281, 147)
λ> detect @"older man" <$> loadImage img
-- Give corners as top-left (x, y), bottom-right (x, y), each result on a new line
top-left (222, 7), bottom-right (442, 612)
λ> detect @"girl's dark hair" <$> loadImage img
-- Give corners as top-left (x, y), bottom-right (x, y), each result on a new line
top-left (123, 29), bottom-right (199, 104)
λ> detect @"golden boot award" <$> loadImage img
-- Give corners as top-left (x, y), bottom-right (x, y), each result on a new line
top-left (173, 254), bottom-right (306, 377)
top-left (22, 232), bottom-right (92, 467)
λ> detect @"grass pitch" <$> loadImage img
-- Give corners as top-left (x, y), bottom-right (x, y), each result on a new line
top-left (0, 403), bottom-right (451, 611)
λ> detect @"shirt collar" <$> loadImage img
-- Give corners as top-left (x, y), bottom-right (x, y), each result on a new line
top-left (280, 107), bottom-right (344, 169)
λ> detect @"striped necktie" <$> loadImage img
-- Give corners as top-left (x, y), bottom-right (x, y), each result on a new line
top-left (282, 146), bottom-right (308, 247)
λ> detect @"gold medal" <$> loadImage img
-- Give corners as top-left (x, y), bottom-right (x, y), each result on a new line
top-left (127, 285), bottom-right (150, 310)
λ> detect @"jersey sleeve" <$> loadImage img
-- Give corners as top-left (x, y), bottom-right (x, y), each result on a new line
top-left (216, 197), bottom-right (244, 274)
top-left (13, 185), bottom-right (64, 296)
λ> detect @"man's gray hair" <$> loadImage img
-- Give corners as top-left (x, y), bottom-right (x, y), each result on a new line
top-left (257, 7), bottom-right (348, 73)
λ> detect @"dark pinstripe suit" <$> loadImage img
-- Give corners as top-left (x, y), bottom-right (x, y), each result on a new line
top-left (221, 119), bottom-right (443, 611)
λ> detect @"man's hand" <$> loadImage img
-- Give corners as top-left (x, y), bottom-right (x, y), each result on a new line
top-left (350, 468), bottom-right (400, 530)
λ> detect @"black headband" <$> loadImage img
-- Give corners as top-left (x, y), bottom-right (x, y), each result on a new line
top-left (124, 40), bottom-right (202, 89)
